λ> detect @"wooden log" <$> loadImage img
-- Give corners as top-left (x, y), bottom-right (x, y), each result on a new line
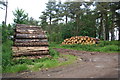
top-left (16, 29), bottom-right (44, 34)
top-left (16, 34), bottom-right (47, 39)
top-left (14, 42), bottom-right (48, 46)
top-left (15, 39), bottom-right (48, 43)
top-left (62, 36), bottom-right (100, 45)
top-left (12, 47), bottom-right (49, 53)
top-left (13, 50), bottom-right (49, 57)
top-left (16, 27), bottom-right (41, 30)
top-left (16, 24), bottom-right (41, 28)
top-left (13, 55), bottom-right (51, 59)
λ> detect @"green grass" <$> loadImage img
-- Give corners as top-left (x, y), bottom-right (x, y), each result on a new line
top-left (2, 40), bottom-right (119, 73)
top-left (3, 54), bottom-right (77, 73)
top-left (50, 41), bottom-right (120, 53)
top-left (2, 40), bottom-right (77, 73)
top-left (4, 64), bottom-right (28, 73)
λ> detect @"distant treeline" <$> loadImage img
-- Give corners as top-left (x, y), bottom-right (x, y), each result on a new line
top-left (39, 1), bottom-right (120, 42)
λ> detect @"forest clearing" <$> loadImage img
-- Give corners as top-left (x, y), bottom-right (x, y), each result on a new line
top-left (0, 0), bottom-right (120, 79)
top-left (2, 48), bottom-right (118, 78)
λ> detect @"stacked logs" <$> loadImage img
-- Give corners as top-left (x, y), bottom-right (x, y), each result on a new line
top-left (12, 24), bottom-right (50, 59)
top-left (62, 36), bottom-right (100, 45)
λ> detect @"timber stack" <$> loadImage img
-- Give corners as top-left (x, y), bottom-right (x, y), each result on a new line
top-left (62, 36), bottom-right (100, 45)
top-left (12, 24), bottom-right (50, 59)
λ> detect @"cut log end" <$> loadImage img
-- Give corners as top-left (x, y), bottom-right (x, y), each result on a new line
top-left (62, 36), bottom-right (100, 45)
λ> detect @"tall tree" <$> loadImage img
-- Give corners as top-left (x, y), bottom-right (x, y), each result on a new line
top-left (39, 11), bottom-right (48, 29)
top-left (68, 2), bottom-right (82, 35)
top-left (95, 2), bottom-right (110, 40)
top-left (27, 17), bottom-right (39, 26)
top-left (109, 2), bottom-right (120, 40)
top-left (63, 2), bottom-right (71, 24)
top-left (13, 8), bottom-right (28, 24)
top-left (52, 1), bottom-right (64, 24)
top-left (45, 1), bottom-right (56, 25)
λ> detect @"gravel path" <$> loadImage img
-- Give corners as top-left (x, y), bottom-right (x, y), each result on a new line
top-left (3, 48), bottom-right (119, 78)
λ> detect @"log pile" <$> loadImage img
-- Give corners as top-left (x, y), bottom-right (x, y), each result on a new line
top-left (12, 24), bottom-right (50, 59)
top-left (62, 36), bottom-right (100, 45)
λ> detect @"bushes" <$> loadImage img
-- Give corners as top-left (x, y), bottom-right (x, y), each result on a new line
top-left (45, 22), bottom-right (76, 43)
top-left (2, 40), bottom-right (13, 69)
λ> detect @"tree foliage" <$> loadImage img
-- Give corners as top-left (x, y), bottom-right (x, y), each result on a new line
top-left (13, 8), bottom-right (28, 24)
top-left (40, 1), bottom-right (120, 42)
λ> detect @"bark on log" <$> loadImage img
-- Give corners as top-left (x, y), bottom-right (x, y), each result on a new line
top-left (12, 24), bottom-right (49, 59)
top-left (14, 39), bottom-right (48, 43)
top-left (16, 29), bottom-right (44, 34)
top-left (14, 42), bottom-right (48, 46)
top-left (12, 47), bottom-right (49, 53)
top-left (16, 34), bottom-right (47, 39)
top-left (13, 50), bottom-right (49, 57)
top-left (15, 39), bottom-right (48, 42)
top-left (16, 27), bottom-right (41, 30)
top-left (13, 55), bottom-right (51, 59)
top-left (16, 24), bottom-right (41, 28)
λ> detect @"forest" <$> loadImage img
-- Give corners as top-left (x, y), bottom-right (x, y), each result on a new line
top-left (1, 1), bottom-right (120, 75)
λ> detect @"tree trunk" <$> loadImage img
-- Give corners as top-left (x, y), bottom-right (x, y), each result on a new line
top-left (50, 16), bottom-right (52, 25)
top-left (99, 14), bottom-right (103, 40)
top-left (65, 15), bottom-right (68, 24)
top-left (119, 27), bottom-right (120, 41)
top-left (75, 14), bottom-right (80, 36)
top-left (104, 13), bottom-right (109, 40)
top-left (111, 29), bottom-right (115, 40)
top-left (111, 12), bottom-right (115, 41)
top-left (102, 14), bottom-right (106, 41)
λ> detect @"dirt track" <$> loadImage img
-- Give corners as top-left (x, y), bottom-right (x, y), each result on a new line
top-left (3, 48), bottom-right (119, 78)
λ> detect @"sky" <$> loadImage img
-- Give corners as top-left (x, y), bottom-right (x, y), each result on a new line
top-left (0, 0), bottom-right (119, 24)
top-left (0, 0), bottom-right (93, 24)
top-left (0, 0), bottom-right (49, 24)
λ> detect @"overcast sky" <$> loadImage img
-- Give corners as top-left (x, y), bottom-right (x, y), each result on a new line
top-left (0, 0), bottom-right (50, 24)
top-left (0, 0), bottom-right (119, 24)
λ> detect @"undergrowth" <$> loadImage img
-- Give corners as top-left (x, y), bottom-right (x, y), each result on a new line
top-left (50, 40), bottom-right (120, 53)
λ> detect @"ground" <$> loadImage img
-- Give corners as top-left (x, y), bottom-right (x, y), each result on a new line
top-left (3, 48), bottom-right (119, 78)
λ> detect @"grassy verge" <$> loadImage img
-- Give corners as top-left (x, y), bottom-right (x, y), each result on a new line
top-left (2, 40), bottom-right (119, 73)
top-left (2, 40), bottom-right (77, 73)
top-left (50, 41), bottom-right (120, 53)
top-left (3, 54), bottom-right (77, 73)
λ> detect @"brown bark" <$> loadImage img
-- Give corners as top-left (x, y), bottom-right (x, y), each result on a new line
top-left (13, 50), bottom-right (49, 57)
top-left (13, 24), bottom-right (49, 59)
top-left (16, 34), bottom-right (47, 39)
top-left (14, 42), bottom-right (48, 46)
top-left (15, 39), bottom-right (48, 43)
top-left (16, 27), bottom-right (41, 30)
top-left (16, 29), bottom-right (44, 34)
top-left (12, 47), bottom-right (49, 53)
top-left (13, 55), bottom-right (51, 59)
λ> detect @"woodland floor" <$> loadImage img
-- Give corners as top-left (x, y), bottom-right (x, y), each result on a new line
top-left (2, 48), bottom-right (119, 78)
